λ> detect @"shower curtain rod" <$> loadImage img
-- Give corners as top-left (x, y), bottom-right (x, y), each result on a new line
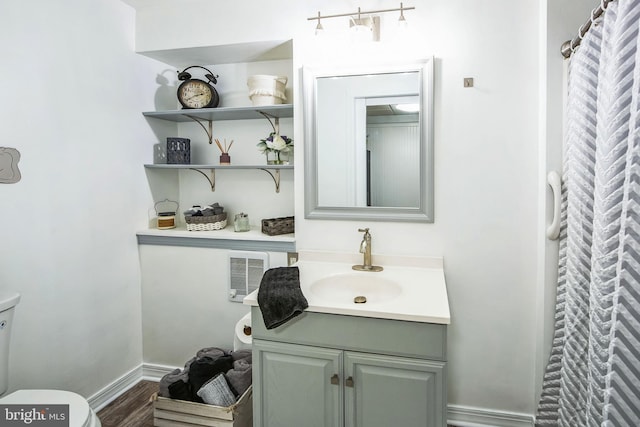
top-left (561, 0), bottom-right (615, 58)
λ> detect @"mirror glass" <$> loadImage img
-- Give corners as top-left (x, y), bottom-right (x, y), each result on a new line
top-left (304, 59), bottom-right (434, 222)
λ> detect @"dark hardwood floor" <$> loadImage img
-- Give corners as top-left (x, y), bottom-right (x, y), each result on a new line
top-left (97, 380), bottom-right (157, 427)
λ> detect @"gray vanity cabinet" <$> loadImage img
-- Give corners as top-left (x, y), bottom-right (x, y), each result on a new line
top-left (344, 352), bottom-right (445, 427)
top-left (253, 340), bottom-right (342, 427)
top-left (251, 308), bottom-right (447, 427)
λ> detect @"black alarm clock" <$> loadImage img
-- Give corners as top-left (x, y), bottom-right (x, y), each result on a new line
top-left (176, 66), bottom-right (220, 109)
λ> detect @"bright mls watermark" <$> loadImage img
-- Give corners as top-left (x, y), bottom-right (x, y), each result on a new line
top-left (0, 405), bottom-right (69, 426)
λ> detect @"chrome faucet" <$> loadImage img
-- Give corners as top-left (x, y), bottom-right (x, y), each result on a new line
top-left (352, 228), bottom-right (383, 272)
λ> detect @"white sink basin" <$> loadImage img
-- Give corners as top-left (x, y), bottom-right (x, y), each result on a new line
top-left (309, 273), bottom-right (402, 304)
top-left (244, 252), bottom-right (451, 324)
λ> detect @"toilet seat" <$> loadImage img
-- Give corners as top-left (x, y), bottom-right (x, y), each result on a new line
top-left (0, 389), bottom-right (100, 427)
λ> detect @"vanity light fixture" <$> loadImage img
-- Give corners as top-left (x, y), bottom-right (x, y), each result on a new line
top-left (350, 16), bottom-right (378, 42)
top-left (397, 2), bottom-right (409, 31)
top-left (314, 11), bottom-right (324, 36)
top-left (308, 3), bottom-right (414, 41)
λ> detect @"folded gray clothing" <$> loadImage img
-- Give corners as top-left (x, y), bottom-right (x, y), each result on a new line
top-left (225, 365), bottom-right (252, 397)
top-left (158, 357), bottom-right (196, 397)
top-left (196, 347), bottom-right (228, 360)
top-left (160, 350), bottom-right (225, 398)
top-left (197, 373), bottom-right (236, 407)
top-left (231, 349), bottom-right (252, 362)
top-left (158, 357), bottom-right (194, 398)
top-left (257, 266), bottom-right (308, 330)
top-left (183, 356), bottom-right (196, 373)
top-left (233, 358), bottom-right (251, 371)
top-left (159, 368), bottom-right (184, 398)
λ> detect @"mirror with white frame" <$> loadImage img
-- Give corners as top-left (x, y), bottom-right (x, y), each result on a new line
top-left (303, 58), bottom-right (434, 222)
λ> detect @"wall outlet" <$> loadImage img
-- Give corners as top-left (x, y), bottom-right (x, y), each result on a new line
top-left (287, 252), bottom-right (299, 266)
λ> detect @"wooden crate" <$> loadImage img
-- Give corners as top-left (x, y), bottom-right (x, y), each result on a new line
top-left (153, 386), bottom-right (252, 427)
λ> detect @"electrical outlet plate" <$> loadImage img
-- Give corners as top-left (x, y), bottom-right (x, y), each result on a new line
top-left (287, 252), bottom-right (299, 266)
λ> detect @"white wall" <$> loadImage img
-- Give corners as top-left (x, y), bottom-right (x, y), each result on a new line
top-left (139, 247), bottom-right (287, 365)
top-left (0, 0), bottom-right (165, 399)
top-left (128, 0), bottom-right (543, 418)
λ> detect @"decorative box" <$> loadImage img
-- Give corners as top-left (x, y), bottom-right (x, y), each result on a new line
top-left (167, 137), bottom-right (190, 164)
top-left (261, 216), bottom-right (294, 236)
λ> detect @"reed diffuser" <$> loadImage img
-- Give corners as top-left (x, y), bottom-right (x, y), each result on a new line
top-left (214, 138), bottom-right (233, 165)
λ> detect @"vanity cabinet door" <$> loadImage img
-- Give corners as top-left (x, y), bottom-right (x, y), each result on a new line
top-left (343, 352), bottom-right (446, 427)
top-left (253, 339), bottom-right (343, 427)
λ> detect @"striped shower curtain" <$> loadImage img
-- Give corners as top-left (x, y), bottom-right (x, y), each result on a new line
top-left (536, 1), bottom-right (640, 426)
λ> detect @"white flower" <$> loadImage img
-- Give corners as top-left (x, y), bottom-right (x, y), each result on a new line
top-left (268, 134), bottom-right (288, 151)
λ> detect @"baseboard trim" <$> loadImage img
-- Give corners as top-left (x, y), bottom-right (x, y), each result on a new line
top-left (88, 365), bottom-right (143, 412)
top-left (142, 362), bottom-right (179, 382)
top-left (447, 404), bottom-right (534, 427)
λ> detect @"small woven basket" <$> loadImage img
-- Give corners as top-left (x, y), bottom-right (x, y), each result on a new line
top-left (261, 216), bottom-right (294, 236)
top-left (185, 213), bottom-right (227, 231)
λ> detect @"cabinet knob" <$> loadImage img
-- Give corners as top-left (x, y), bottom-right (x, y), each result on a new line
top-left (345, 376), bottom-right (354, 387)
top-left (330, 374), bottom-right (339, 385)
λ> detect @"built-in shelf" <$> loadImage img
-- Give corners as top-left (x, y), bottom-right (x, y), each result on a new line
top-left (137, 226), bottom-right (295, 252)
top-left (144, 164), bottom-right (293, 192)
top-left (143, 104), bottom-right (293, 123)
top-left (134, 40), bottom-right (293, 67)
top-left (135, 38), bottom-right (295, 251)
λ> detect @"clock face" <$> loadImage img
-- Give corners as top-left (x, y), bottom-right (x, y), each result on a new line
top-left (178, 80), bottom-right (214, 109)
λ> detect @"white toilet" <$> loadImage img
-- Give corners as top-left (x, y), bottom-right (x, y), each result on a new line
top-left (0, 291), bottom-right (101, 427)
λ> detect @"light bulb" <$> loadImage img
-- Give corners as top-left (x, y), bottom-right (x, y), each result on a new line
top-left (397, 14), bottom-right (409, 31)
top-left (397, 2), bottom-right (409, 32)
top-left (314, 11), bottom-right (324, 37)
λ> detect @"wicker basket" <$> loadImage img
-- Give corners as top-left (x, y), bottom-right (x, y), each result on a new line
top-left (185, 213), bottom-right (227, 231)
top-left (261, 216), bottom-right (294, 236)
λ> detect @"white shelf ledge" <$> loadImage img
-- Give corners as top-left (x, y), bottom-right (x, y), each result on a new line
top-left (135, 40), bottom-right (293, 67)
top-left (143, 104), bottom-right (293, 122)
top-left (144, 164), bottom-right (293, 170)
top-left (137, 226), bottom-right (295, 252)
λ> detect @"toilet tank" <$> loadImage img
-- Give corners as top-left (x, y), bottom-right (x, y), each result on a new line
top-left (0, 291), bottom-right (20, 397)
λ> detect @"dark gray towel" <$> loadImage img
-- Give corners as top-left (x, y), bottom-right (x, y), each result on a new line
top-left (231, 349), bottom-right (252, 363)
top-left (257, 266), bottom-right (308, 329)
top-left (196, 347), bottom-right (228, 360)
top-left (225, 359), bottom-right (252, 397)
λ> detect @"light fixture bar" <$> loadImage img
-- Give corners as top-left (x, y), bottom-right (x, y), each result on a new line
top-left (307, 3), bottom-right (415, 22)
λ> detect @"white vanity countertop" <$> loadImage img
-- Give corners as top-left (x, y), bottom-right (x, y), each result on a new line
top-left (244, 251), bottom-right (450, 324)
